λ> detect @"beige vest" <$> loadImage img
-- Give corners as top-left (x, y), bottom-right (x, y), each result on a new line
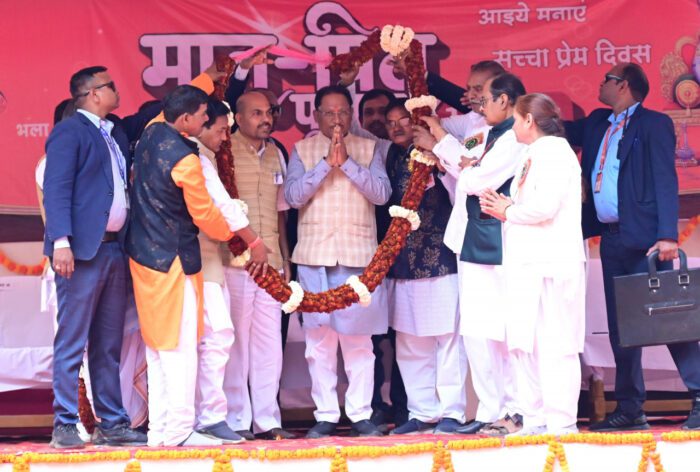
top-left (226, 131), bottom-right (283, 270)
top-left (191, 138), bottom-right (227, 285)
top-left (292, 132), bottom-right (377, 268)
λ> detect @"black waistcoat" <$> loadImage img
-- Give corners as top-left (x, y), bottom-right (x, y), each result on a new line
top-left (126, 122), bottom-right (202, 274)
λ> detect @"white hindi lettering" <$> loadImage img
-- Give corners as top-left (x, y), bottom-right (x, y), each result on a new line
top-left (494, 48), bottom-right (549, 69)
top-left (139, 34), bottom-right (277, 88)
top-left (555, 41), bottom-right (588, 69)
top-left (138, 2), bottom-right (444, 135)
top-left (479, 2), bottom-right (530, 26)
top-left (595, 38), bottom-right (652, 65)
top-left (17, 123), bottom-right (48, 138)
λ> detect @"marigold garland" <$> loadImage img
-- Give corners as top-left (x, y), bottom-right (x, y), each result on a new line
top-left (0, 433), bottom-right (689, 470)
top-left (77, 376), bottom-right (96, 434)
top-left (212, 453), bottom-right (234, 472)
top-left (543, 441), bottom-right (569, 472)
top-left (0, 249), bottom-right (44, 275)
top-left (214, 25), bottom-right (434, 313)
top-left (330, 451), bottom-right (348, 472)
top-left (124, 459), bottom-right (142, 472)
top-left (212, 54), bottom-right (249, 259)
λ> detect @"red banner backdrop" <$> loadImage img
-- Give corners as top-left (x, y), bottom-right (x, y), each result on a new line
top-left (1, 0), bottom-right (699, 210)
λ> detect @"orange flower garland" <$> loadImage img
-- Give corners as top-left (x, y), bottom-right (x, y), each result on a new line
top-left (215, 27), bottom-right (434, 313)
top-left (0, 249), bottom-right (44, 275)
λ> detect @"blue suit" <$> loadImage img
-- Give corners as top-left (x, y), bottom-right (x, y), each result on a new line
top-left (567, 106), bottom-right (700, 415)
top-left (43, 111), bottom-right (131, 428)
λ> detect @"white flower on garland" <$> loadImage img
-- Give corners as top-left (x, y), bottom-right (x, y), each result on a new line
top-left (409, 148), bottom-right (436, 167)
top-left (405, 95), bottom-right (438, 113)
top-left (232, 198), bottom-right (249, 215)
top-left (346, 275), bottom-right (372, 307)
top-left (230, 249), bottom-right (251, 267)
top-left (282, 281), bottom-right (305, 314)
top-left (221, 100), bottom-right (236, 128)
top-left (380, 24), bottom-right (415, 57)
top-left (389, 205), bottom-right (421, 231)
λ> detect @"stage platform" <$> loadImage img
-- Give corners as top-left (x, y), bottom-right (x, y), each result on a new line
top-left (2, 422), bottom-right (700, 472)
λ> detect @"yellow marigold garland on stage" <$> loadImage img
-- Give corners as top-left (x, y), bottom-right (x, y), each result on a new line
top-left (0, 433), bottom-right (684, 471)
top-left (0, 249), bottom-right (44, 275)
top-left (431, 441), bottom-right (454, 472)
top-left (330, 451), bottom-right (348, 472)
top-left (124, 459), bottom-right (142, 472)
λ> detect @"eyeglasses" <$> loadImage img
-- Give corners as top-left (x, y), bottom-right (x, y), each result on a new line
top-left (478, 95), bottom-right (498, 107)
top-left (603, 74), bottom-right (624, 84)
top-left (318, 108), bottom-right (352, 120)
top-left (386, 116), bottom-right (411, 129)
top-left (74, 81), bottom-right (116, 98)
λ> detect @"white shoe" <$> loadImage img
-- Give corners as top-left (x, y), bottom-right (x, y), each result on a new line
top-left (548, 424), bottom-right (579, 436)
top-left (179, 431), bottom-right (223, 447)
top-left (507, 425), bottom-right (547, 437)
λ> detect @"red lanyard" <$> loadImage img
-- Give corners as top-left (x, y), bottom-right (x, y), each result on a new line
top-left (594, 117), bottom-right (626, 193)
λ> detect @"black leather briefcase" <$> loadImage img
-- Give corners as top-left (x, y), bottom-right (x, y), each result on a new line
top-left (614, 249), bottom-right (700, 348)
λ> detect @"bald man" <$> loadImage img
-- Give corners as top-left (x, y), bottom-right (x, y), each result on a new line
top-left (221, 92), bottom-right (294, 440)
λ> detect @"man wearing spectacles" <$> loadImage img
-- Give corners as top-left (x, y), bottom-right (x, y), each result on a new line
top-left (43, 66), bottom-right (146, 449)
top-left (285, 85), bottom-right (391, 439)
top-left (567, 62), bottom-right (700, 432)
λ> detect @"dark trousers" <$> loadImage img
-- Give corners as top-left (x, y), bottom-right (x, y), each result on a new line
top-left (371, 328), bottom-right (408, 418)
top-left (52, 241), bottom-right (130, 428)
top-left (600, 228), bottom-right (700, 415)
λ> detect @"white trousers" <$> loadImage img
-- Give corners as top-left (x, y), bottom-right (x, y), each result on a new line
top-left (223, 267), bottom-right (283, 434)
top-left (395, 331), bottom-right (467, 423)
top-left (512, 279), bottom-right (581, 431)
top-left (463, 336), bottom-right (519, 423)
top-left (146, 277), bottom-right (198, 447)
top-left (195, 281), bottom-right (234, 429)
top-left (304, 325), bottom-right (374, 423)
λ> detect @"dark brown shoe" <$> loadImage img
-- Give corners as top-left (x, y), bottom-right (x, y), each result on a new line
top-left (258, 427), bottom-right (297, 440)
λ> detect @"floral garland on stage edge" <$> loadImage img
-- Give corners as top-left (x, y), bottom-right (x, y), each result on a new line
top-left (216, 26), bottom-right (436, 313)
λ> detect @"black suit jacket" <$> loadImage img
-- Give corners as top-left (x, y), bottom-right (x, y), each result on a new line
top-left (566, 105), bottom-right (678, 249)
top-left (426, 72), bottom-right (471, 114)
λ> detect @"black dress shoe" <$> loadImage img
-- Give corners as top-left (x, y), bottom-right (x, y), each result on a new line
top-left (236, 429), bottom-right (256, 441)
top-left (390, 418), bottom-right (437, 435)
top-left (258, 427), bottom-right (297, 440)
top-left (351, 419), bottom-right (383, 437)
top-left (589, 411), bottom-right (650, 432)
top-left (306, 421), bottom-right (337, 439)
top-left (370, 409), bottom-right (390, 434)
top-left (92, 422), bottom-right (148, 446)
top-left (50, 424), bottom-right (85, 449)
top-left (683, 394), bottom-right (700, 430)
top-left (197, 421), bottom-right (245, 443)
top-left (455, 420), bottom-right (488, 435)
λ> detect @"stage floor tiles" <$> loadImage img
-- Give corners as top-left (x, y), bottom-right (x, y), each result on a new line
top-left (2, 429), bottom-right (700, 472)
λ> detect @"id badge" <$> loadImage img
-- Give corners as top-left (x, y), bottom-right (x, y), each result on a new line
top-left (273, 171), bottom-right (284, 185)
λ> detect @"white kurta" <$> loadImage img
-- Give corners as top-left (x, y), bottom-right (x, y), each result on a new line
top-left (503, 136), bottom-right (586, 355)
top-left (501, 135), bottom-right (586, 431)
top-left (388, 275), bottom-right (459, 336)
top-left (433, 112), bottom-right (491, 254)
top-left (451, 129), bottom-right (525, 339)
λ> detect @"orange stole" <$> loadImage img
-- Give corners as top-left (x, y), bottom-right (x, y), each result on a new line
top-left (129, 257), bottom-right (204, 351)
